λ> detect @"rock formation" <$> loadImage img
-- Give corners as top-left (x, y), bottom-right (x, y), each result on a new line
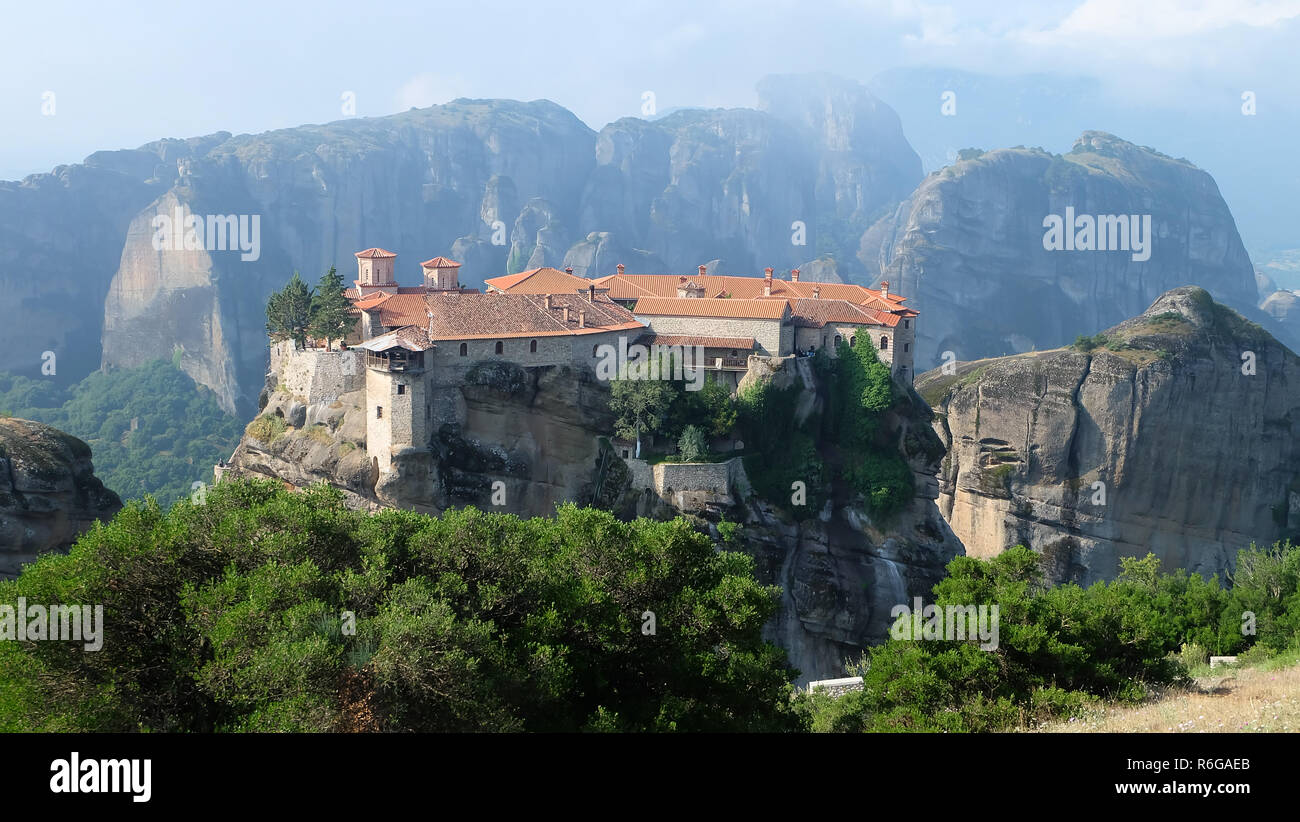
top-left (0, 418), bottom-right (122, 578)
top-left (2, 77), bottom-right (920, 418)
top-left (861, 132), bottom-right (1266, 370)
top-left (224, 348), bottom-right (960, 683)
top-left (918, 286), bottom-right (1300, 585)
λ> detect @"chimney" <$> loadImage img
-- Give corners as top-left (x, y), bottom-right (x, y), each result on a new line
top-left (880, 280), bottom-right (890, 299)
top-left (578, 309), bottom-right (587, 328)
top-left (790, 268), bottom-right (800, 283)
top-left (763, 267), bottom-right (773, 297)
top-left (617, 263), bottom-right (625, 276)
top-left (698, 264), bottom-right (707, 277)
top-left (563, 306), bottom-right (570, 323)
top-left (813, 285), bottom-right (821, 299)
top-left (543, 294), bottom-right (551, 309)
top-left (587, 284), bottom-right (595, 302)
top-left (566, 267), bottom-right (574, 275)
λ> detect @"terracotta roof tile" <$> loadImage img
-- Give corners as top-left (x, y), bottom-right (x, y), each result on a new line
top-left (485, 267), bottom-right (595, 294)
top-left (422, 292), bottom-right (642, 340)
top-left (420, 256), bottom-right (462, 268)
top-left (355, 248), bottom-right (397, 258)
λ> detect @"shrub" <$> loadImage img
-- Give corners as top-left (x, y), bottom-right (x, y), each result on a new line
top-left (677, 425), bottom-right (707, 462)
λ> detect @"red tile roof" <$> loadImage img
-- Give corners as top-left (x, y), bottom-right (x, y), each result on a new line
top-left (422, 292), bottom-right (642, 340)
top-left (420, 256), bottom-right (462, 268)
top-left (355, 248), bottom-right (397, 258)
top-left (484, 267), bottom-right (594, 294)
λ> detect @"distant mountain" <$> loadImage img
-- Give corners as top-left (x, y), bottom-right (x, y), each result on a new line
top-left (859, 131), bottom-right (1268, 369)
top-left (0, 76), bottom-right (922, 416)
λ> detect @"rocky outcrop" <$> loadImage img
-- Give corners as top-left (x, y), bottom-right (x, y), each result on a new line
top-left (4, 77), bottom-right (921, 417)
top-left (0, 418), bottom-right (122, 578)
top-left (225, 348), bottom-right (960, 683)
top-left (862, 132), bottom-right (1264, 370)
top-left (918, 286), bottom-right (1300, 585)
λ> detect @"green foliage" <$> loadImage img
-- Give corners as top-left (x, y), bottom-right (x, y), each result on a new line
top-left (0, 361), bottom-right (243, 507)
top-left (1072, 333), bottom-right (1108, 352)
top-left (794, 544), bottom-right (1298, 733)
top-left (828, 340), bottom-right (912, 520)
top-left (0, 479), bottom-right (801, 732)
top-left (246, 414), bottom-right (288, 443)
top-left (267, 271), bottom-right (314, 350)
top-left (736, 378), bottom-right (825, 518)
top-left (609, 373), bottom-right (674, 450)
top-left (677, 424), bottom-right (707, 462)
top-left (307, 267), bottom-right (356, 349)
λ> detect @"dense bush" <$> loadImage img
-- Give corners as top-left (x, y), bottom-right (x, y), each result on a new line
top-left (828, 340), bottom-right (912, 520)
top-left (0, 479), bottom-right (800, 732)
top-left (796, 543), bottom-right (1300, 732)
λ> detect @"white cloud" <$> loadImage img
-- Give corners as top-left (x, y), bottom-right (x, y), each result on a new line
top-left (1029, 0), bottom-right (1300, 42)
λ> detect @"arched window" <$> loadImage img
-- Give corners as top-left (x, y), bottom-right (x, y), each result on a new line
top-left (495, 340), bottom-right (504, 355)
top-left (880, 336), bottom-right (889, 350)
top-left (834, 335), bottom-right (842, 346)
top-left (459, 343), bottom-right (467, 356)
top-left (850, 335), bottom-right (856, 347)
top-left (529, 339), bottom-right (537, 353)
top-left (904, 319), bottom-right (910, 329)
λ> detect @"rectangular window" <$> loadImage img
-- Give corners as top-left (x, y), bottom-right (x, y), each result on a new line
top-left (397, 384), bottom-right (406, 395)
top-left (904, 343), bottom-right (909, 352)
top-left (376, 406), bottom-right (383, 419)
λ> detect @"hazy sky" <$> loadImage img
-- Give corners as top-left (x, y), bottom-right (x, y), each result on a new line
top-left (1, 0), bottom-right (1298, 181)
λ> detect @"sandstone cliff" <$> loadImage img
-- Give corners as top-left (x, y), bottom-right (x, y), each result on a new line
top-left (224, 351), bottom-right (960, 683)
top-left (861, 132), bottom-right (1266, 370)
top-left (0, 418), bottom-right (122, 578)
top-left (2, 76), bottom-right (920, 417)
top-left (918, 286), bottom-right (1299, 585)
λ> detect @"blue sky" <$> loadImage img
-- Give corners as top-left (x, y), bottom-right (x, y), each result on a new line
top-left (2, 0), bottom-right (1298, 181)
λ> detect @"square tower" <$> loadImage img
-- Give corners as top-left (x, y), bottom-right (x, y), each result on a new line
top-left (421, 257), bottom-right (462, 291)
top-left (355, 248), bottom-right (398, 295)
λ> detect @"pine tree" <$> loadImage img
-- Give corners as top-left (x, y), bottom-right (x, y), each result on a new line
top-left (266, 272), bottom-right (313, 350)
top-left (308, 266), bottom-right (356, 351)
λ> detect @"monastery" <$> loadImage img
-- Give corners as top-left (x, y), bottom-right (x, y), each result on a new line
top-left (283, 248), bottom-right (917, 477)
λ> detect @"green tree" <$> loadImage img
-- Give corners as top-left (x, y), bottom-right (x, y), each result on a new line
top-left (0, 479), bottom-right (801, 732)
top-left (308, 266), bottom-right (356, 351)
top-left (677, 424), bottom-right (707, 461)
top-left (610, 374), bottom-right (674, 456)
top-left (267, 272), bottom-right (313, 350)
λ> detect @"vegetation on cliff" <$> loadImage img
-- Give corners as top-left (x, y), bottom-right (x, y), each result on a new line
top-left (0, 359), bottom-right (242, 506)
top-left (0, 478), bottom-right (801, 732)
top-left (798, 542), bottom-right (1300, 732)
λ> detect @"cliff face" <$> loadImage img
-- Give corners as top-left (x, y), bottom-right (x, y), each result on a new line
top-left (225, 351), bottom-right (959, 683)
top-left (0, 418), bottom-right (122, 578)
top-left (3, 76), bottom-right (920, 416)
top-left (918, 287), bottom-right (1300, 585)
top-left (861, 132), bottom-right (1264, 370)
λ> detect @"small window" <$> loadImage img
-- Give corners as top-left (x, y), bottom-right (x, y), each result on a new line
top-left (397, 384), bottom-right (406, 395)
top-left (904, 319), bottom-right (910, 329)
top-left (850, 335), bottom-right (856, 347)
top-left (376, 406), bottom-right (383, 419)
top-left (834, 335), bottom-right (842, 346)
top-left (904, 343), bottom-right (909, 353)
top-left (529, 339), bottom-right (537, 353)
top-left (495, 340), bottom-right (504, 355)
top-left (459, 343), bottom-right (467, 356)
top-left (880, 336), bottom-right (888, 350)
top-left (729, 349), bottom-right (736, 357)
top-left (593, 345), bottom-right (599, 357)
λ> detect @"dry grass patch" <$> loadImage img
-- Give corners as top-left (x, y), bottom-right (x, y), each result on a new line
top-left (1031, 661), bottom-right (1300, 733)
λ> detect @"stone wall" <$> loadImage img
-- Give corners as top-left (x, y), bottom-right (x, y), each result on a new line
top-left (635, 315), bottom-right (786, 355)
top-left (272, 341), bottom-right (365, 405)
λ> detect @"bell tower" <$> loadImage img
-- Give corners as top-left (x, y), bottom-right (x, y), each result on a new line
top-left (355, 248), bottom-right (398, 295)
top-left (421, 257), bottom-right (462, 292)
